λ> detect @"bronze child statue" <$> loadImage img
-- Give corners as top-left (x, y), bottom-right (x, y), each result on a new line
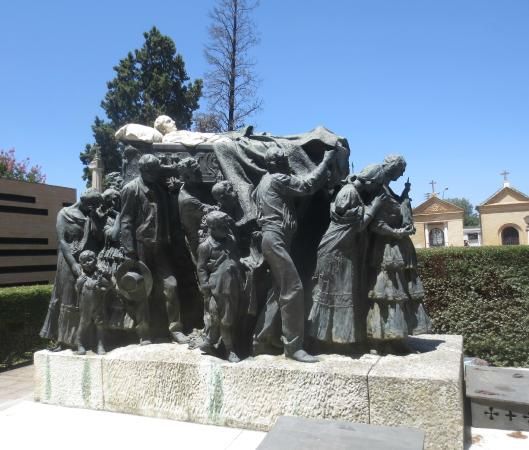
top-left (75, 250), bottom-right (111, 355)
top-left (196, 211), bottom-right (243, 363)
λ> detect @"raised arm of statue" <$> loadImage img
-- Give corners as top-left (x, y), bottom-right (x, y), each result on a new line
top-left (279, 148), bottom-right (337, 197)
top-left (400, 177), bottom-right (411, 202)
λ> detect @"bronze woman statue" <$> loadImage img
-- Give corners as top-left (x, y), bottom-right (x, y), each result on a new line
top-left (40, 189), bottom-right (104, 350)
top-left (308, 165), bottom-right (385, 348)
top-left (366, 155), bottom-right (431, 354)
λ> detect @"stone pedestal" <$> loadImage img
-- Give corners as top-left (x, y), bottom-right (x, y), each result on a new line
top-left (34, 334), bottom-right (463, 450)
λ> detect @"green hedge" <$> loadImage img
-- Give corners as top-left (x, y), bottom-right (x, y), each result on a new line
top-left (418, 246), bottom-right (529, 367)
top-left (0, 284), bottom-right (52, 368)
top-left (1, 247), bottom-right (528, 368)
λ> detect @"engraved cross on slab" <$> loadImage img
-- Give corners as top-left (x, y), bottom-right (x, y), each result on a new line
top-left (484, 407), bottom-right (499, 420)
top-left (505, 410), bottom-right (517, 421)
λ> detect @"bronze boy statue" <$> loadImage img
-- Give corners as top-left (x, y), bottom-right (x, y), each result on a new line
top-left (197, 211), bottom-right (243, 363)
top-left (76, 250), bottom-right (111, 355)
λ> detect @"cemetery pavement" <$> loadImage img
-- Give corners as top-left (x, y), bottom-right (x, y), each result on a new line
top-left (0, 364), bottom-right (34, 410)
top-left (0, 364), bottom-right (527, 449)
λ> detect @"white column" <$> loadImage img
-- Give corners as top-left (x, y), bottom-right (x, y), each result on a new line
top-left (91, 168), bottom-right (104, 192)
top-left (424, 224), bottom-right (429, 248)
top-left (88, 153), bottom-right (105, 193)
top-left (444, 223), bottom-right (449, 246)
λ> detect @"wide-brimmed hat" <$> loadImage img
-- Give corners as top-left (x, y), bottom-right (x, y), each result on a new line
top-left (115, 259), bottom-right (153, 301)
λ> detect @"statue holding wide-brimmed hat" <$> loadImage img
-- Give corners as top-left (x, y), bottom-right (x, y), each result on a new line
top-left (115, 259), bottom-right (153, 345)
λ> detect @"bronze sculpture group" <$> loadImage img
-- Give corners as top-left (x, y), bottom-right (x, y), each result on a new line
top-left (41, 123), bottom-right (431, 362)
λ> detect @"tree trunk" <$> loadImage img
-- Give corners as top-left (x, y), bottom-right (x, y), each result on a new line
top-left (228, 0), bottom-right (238, 131)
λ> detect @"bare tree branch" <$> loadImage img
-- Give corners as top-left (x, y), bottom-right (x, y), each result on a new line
top-left (203, 0), bottom-right (262, 131)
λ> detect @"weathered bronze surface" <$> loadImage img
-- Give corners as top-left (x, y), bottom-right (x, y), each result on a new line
top-left (42, 123), bottom-right (430, 360)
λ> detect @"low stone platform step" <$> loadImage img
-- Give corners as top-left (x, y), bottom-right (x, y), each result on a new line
top-left (257, 416), bottom-right (425, 450)
top-left (34, 334), bottom-right (463, 450)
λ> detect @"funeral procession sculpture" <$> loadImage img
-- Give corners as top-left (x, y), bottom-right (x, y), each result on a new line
top-left (41, 115), bottom-right (431, 362)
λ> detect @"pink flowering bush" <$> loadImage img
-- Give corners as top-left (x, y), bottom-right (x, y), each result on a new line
top-left (0, 148), bottom-right (46, 183)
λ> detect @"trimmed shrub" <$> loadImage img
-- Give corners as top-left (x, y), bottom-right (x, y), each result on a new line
top-left (1, 247), bottom-right (528, 368)
top-left (0, 284), bottom-right (52, 368)
top-left (418, 246), bottom-right (529, 367)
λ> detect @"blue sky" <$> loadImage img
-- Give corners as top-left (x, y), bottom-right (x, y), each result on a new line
top-left (1, 0), bottom-right (528, 208)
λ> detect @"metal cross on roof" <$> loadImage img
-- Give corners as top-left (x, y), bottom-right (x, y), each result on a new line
top-left (429, 180), bottom-right (437, 195)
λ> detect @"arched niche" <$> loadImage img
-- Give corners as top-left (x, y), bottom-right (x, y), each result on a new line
top-left (500, 225), bottom-right (520, 246)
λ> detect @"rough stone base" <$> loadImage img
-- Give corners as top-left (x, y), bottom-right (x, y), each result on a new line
top-left (34, 334), bottom-right (463, 450)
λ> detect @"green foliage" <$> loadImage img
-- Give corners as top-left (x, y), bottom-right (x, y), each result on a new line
top-left (0, 285), bottom-right (52, 368)
top-left (444, 197), bottom-right (480, 226)
top-left (0, 148), bottom-right (46, 183)
top-left (80, 27), bottom-right (203, 184)
top-left (418, 246), bottom-right (529, 367)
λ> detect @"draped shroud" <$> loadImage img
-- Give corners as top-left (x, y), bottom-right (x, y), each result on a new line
top-left (213, 126), bottom-right (350, 225)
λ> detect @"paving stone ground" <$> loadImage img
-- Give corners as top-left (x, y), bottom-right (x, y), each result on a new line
top-left (0, 364), bottom-right (34, 411)
top-left (0, 364), bottom-right (527, 449)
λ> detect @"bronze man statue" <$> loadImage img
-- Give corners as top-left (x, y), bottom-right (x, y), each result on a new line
top-left (120, 154), bottom-right (188, 344)
top-left (253, 145), bottom-right (337, 362)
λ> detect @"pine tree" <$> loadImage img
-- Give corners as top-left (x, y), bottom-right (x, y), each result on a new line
top-left (80, 27), bottom-right (202, 184)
